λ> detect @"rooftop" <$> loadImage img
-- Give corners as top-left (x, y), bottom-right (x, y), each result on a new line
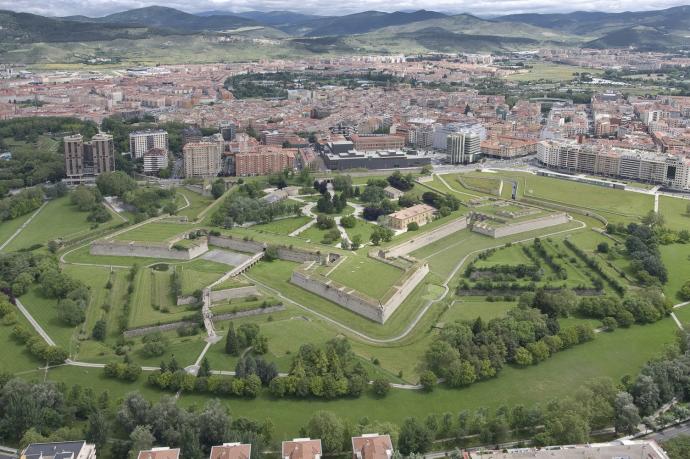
top-left (389, 204), bottom-right (436, 220)
top-left (282, 438), bottom-right (322, 459)
top-left (136, 447), bottom-right (181, 459)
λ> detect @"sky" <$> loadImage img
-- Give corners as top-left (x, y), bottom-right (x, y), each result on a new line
top-left (3, 0), bottom-right (690, 17)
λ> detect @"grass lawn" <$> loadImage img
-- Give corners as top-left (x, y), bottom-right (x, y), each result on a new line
top-left (327, 255), bottom-right (404, 298)
top-left (177, 259), bottom-right (228, 296)
top-left (19, 286), bottom-right (77, 352)
top-left (659, 196), bottom-right (690, 232)
top-left (114, 222), bottom-right (196, 242)
top-left (5, 196), bottom-right (119, 251)
top-left (62, 265), bottom-right (112, 337)
top-left (176, 188), bottom-right (214, 220)
top-left (183, 317), bottom-right (676, 437)
top-left (129, 268), bottom-right (196, 328)
top-left (0, 311), bottom-right (46, 374)
top-left (63, 244), bottom-right (169, 267)
top-left (456, 175), bottom-right (502, 195)
top-left (505, 63), bottom-right (602, 82)
top-left (0, 211), bottom-right (34, 250)
top-left (250, 216), bottom-right (312, 235)
top-left (444, 299), bottom-right (514, 323)
top-left (660, 243), bottom-right (690, 303)
top-left (298, 225), bottom-right (339, 246)
top-left (343, 219), bottom-right (378, 247)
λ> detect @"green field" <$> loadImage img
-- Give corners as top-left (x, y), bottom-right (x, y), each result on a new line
top-left (505, 63), bottom-right (602, 82)
top-left (327, 255), bottom-right (405, 298)
top-left (250, 216), bottom-right (312, 235)
top-left (444, 299), bottom-right (514, 323)
top-left (114, 221), bottom-right (195, 242)
top-left (660, 243), bottom-right (690, 303)
top-left (0, 211), bottom-right (34, 249)
top-left (176, 188), bottom-right (214, 220)
top-left (4, 196), bottom-right (119, 251)
top-left (659, 196), bottom-right (690, 231)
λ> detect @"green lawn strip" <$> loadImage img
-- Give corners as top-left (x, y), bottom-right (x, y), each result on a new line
top-left (296, 225), bottom-right (338, 246)
top-left (660, 243), bottom-right (690, 302)
top-left (0, 310), bottom-right (46, 373)
top-left (659, 196), bottom-right (690, 232)
top-left (210, 277), bottom-right (251, 291)
top-left (181, 317), bottom-right (675, 437)
top-left (176, 188), bottom-right (214, 220)
top-left (5, 196), bottom-right (120, 251)
top-left (44, 365), bottom-right (165, 400)
top-left (114, 222), bottom-right (196, 242)
top-left (178, 259), bottom-right (228, 296)
top-left (250, 216), bottom-right (313, 236)
top-left (343, 220), bottom-right (378, 247)
top-left (443, 299), bottom-right (515, 323)
top-left (129, 268), bottom-right (196, 328)
top-left (19, 286), bottom-right (77, 351)
top-left (62, 265), bottom-right (111, 337)
top-left (311, 205), bottom-right (355, 217)
top-left (504, 63), bottom-right (602, 82)
top-left (0, 212), bottom-right (34, 249)
top-left (221, 226), bottom-right (349, 255)
top-left (62, 244), bottom-right (169, 267)
top-left (327, 255), bottom-right (405, 298)
top-left (673, 305), bottom-right (690, 329)
top-left (104, 270), bottom-right (129, 342)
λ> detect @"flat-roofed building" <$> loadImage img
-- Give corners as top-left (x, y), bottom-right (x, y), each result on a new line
top-left (387, 203), bottom-right (435, 230)
top-left (130, 129), bottom-right (168, 159)
top-left (63, 133), bottom-right (115, 184)
top-left (475, 440), bottom-right (669, 459)
top-left (447, 132), bottom-right (481, 164)
top-left (351, 434), bottom-right (393, 459)
top-left (322, 149), bottom-right (430, 171)
top-left (143, 148), bottom-right (169, 174)
top-left (282, 438), bottom-right (322, 459)
top-left (22, 441), bottom-right (96, 459)
top-left (350, 134), bottom-right (404, 151)
top-left (137, 447), bottom-right (180, 459)
top-left (235, 147), bottom-right (296, 176)
top-left (210, 442), bottom-right (251, 459)
top-left (183, 141), bottom-right (223, 178)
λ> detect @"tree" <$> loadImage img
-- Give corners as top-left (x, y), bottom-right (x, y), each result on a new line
top-left (680, 280), bottom-right (690, 301)
top-left (663, 435), bottom-right (690, 459)
top-left (86, 409), bottom-right (109, 448)
top-left (446, 360), bottom-right (476, 387)
top-left (597, 242), bottom-right (610, 253)
top-left (372, 378), bottom-right (390, 397)
top-left (198, 401), bottom-right (230, 452)
top-left (129, 425), bottom-right (155, 459)
top-left (70, 186), bottom-right (97, 211)
top-left (419, 371), bottom-right (436, 392)
top-left (57, 298), bottom-right (86, 326)
top-left (92, 319), bottom-right (107, 341)
top-left (225, 323), bottom-right (241, 356)
top-left (96, 171), bottom-right (137, 197)
top-left (306, 411), bottom-right (345, 453)
top-left (407, 222), bottom-right (419, 231)
top-left (398, 417), bottom-right (432, 455)
top-left (614, 392), bottom-right (641, 435)
top-left (211, 180), bottom-right (225, 199)
top-left (515, 347), bottom-right (533, 366)
top-left (350, 235), bottom-right (362, 251)
top-left (198, 357), bottom-right (211, 377)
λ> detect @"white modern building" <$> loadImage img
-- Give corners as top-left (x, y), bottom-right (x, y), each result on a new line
top-left (130, 130), bottom-right (169, 159)
top-left (143, 148), bottom-right (169, 174)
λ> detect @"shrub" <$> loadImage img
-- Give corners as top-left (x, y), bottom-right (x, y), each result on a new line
top-left (371, 378), bottom-right (390, 397)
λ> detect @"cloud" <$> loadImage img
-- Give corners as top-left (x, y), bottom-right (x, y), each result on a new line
top-left (2, 0), bottom-right (689, 17)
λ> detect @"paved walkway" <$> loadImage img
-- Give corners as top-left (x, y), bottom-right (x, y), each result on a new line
top-left (14, 298), bottom-right (56, 347)
top-left (0, 201), bottom-right (47, 251)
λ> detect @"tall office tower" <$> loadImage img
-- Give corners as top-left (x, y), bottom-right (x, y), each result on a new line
top-left (64, 133), bottom-right (115, 184)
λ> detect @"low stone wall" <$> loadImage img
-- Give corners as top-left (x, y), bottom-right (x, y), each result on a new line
top-left (90, 239), bottom-right (208, 260)
top-left (381, 262), bottom-right (429, 323)
top-left (471, 212), bottom-right (569, 238)
top-left (213, 304), bottom-right (285, 322)
top-left (383, 216), bottom-right (469, 258)
top-left (124, 320), bottom-right (196, 338)
top-left (208, 235), bottom-right (327, 263)
top-left (291, 270), bottom-right (384, 323)
top-left (290, 261), bottom-right (429, 324)
top-left (210, 286), bottom-right (260, 303)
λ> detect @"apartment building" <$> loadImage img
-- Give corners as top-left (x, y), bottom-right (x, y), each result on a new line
top-left (63, 133), bottom-right (115, 184)
top-left (235, 147), bottom-right (296, 176)
top-left (183, 140), bottom-right (223, 178)
top-left (129, 129), bottom-right (169, 159)
top-left (143, 148), bottom-right (169, 174)
top-left (447, 132), bottom-right (481, 164)
top-left (537, 139), bottom-right (690, 190)
top-left (350, 134), bottom-right (404, 151)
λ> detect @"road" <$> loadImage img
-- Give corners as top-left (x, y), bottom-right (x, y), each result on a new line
top-left (14, 298), bottom-right (56, 347)
top-left (641, 419), bottom-right (690, 443)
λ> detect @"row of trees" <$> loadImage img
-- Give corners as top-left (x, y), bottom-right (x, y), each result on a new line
top-left (423, 305), bottom-right (593, 388)
top-left (0, 187), bottom-right (43, 222)
top-left (211, 183), bottom-right (302, 228)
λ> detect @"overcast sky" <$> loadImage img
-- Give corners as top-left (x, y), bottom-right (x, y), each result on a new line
top-left (4, 0), bottom-right (690, 17)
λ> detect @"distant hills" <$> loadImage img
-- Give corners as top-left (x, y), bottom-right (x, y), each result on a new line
top-left (1, 4), bottom-right (690, 60)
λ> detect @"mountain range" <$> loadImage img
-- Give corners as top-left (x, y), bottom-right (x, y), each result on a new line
top-left (1, 5), bottom-right (690, 62)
